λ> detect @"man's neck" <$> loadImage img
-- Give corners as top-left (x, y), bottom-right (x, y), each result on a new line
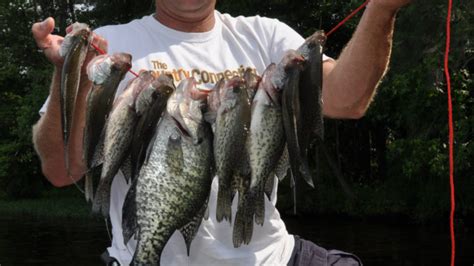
top-left (154, 7), bottom-right (215, 33)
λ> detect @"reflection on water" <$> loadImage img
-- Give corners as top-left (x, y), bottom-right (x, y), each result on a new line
top-left (0, 215), bottom-right (472, 265)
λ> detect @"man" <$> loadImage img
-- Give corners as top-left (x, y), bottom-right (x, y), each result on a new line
top-left (32, 0), bottom-right (410, 265)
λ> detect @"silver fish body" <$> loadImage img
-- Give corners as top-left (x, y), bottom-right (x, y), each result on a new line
top-left (83, 53), bottom-right (132, 202)
top-left (60, 23), bottom-right (91, 171)
top-left (92, 71), bottom-right (155, 217)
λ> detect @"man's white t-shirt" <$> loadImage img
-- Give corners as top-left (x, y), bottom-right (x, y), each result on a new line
top-left (40, 10), bottom-right (329, 266)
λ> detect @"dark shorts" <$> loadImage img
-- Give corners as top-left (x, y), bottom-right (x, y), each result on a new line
top-left (101, 250), bottom-right (120, 266)
top-left (287, 235), bottom-right (363, 266)
top-left (101, 236), bottom-right (362, 266)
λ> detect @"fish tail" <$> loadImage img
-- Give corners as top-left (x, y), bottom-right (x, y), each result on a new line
top-left (254, 186), bottom-right (266, 226)
top-left (216, 185), bottom-right (232, 223)
top-left (84, 165), bottom-right (101, 202)
top-left (263, 176), bottom-right (275, 201)
top-left (233, 191), bottom-right (254, 247)
top-left (84, 173), bottom-right (94, 202)
top-left (92, 178), bottom-right (112, 217)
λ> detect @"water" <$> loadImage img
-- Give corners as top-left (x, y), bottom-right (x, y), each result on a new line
top-left (0, 216), bottom-right (472, 265)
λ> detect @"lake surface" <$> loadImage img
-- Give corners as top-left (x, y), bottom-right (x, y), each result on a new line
top-left (0, 215), bottom-right (472, 265)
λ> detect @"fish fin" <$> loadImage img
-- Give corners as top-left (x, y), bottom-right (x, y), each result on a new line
top-left (290, 171), bottom-right (297, 215)
top-left (91, 178), bottom-right (112, 217)
top-left (216, 185), bottom-right (232, 223)
top-left (84, 173), bottom-right (93, 202)
top-left (84, 165), bottom-right (101, 202)
top-left (253, 186), bottom-right (266, 226)
top-left (204, 204), bottom-right (210, 221)
top-left (122, 178), bottom-right (138, 245)
top-left (299, 159), bottom-right (314, 188)
top-left (263, 176), bottom-right (275, 201)
top-left (91, 127), bottom-right (106, 168)
top-left (120, 155), bottom-right (132, 183)
top-left (233, 190), bottom-right (254, 247)
top-left (144, 129), bottom-right (158, 167)
top-left (179, 201), bottom-right (207, 256)
top-left (274, 146), bottom-right (290, 182)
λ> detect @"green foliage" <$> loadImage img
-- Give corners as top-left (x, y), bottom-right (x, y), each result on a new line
top-left (0, 0), bottom-right (472, 223)
top-left (276, 0), bottom-right (474, 222)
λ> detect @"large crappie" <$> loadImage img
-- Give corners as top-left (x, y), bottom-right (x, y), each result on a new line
top-left (122, 78), bottom-right (213, 265)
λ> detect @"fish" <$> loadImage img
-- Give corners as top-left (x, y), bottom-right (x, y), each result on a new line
top-left (59, 22), bottom-right (92, 172)
top-left (92, 71), bottom-right (155, 217)
top-left (129, 74), bottom-right (175, 181)
top-left (297, 30), bottom-right (326, 162)
top-left (211, 76), bottom-right (252, 223)
top-left (247, 64), bottom-right (286, 225)
top-left (277, 50), bottom-right (315, 189)
top-left (83, 53), bottom-right (132, 202)
top-left (234, 64), bottom-right (286, 248)
top-left (122, 79), bottom-right (213, 264)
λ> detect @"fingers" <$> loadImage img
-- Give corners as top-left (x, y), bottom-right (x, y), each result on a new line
top-left (32, 17), bottom-right (55, 49)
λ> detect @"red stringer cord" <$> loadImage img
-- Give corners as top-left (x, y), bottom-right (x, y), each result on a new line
top-left (90, 42), bottom-right (139, 77)
top-left (326, 0), bottom-right (369, 37)
top-left (444, 0), bottom-right (456, 265)
top-left (326, 0), bottom-right (457, 265)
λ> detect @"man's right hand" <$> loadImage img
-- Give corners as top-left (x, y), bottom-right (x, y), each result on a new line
top-left (32, 17), bottom-right (108, 69)
top-left (32, 17), bottom-right (65, 67)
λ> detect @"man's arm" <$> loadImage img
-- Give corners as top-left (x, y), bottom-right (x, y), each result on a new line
top-left (31, 17), bottom-right (107, 187)
top-left (321, 0), bottom-right (410, 119)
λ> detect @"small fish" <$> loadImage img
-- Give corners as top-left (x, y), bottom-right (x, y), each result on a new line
top-left (212, 76), bottom-right (252, 223)
top-left (297, 30), bottom-right (326, 160)
top-left (60, 22), bottom-right (92, 172)
top-left (92, 71), bottom-right (155, 217)
top-left (123, 79), bottom-right (213, 265)
top-left (83, 53), bottom-right (131, 202)
top-left (277, 50), bottom-right (315, 189)
top-left (248, 64), bottom-right (285, 196)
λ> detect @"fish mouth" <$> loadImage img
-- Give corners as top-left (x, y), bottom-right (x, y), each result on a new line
top-left (171, 117), bottom-right (191, 139)
top-left (171, 116), bottom-right (203, 145)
